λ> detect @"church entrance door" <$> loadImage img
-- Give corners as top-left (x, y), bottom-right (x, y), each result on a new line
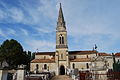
top-left (60, 65), bottom-right (65, 75)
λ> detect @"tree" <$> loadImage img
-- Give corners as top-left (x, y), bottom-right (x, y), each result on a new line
top-left (31, 52), bottom-right (35, 60)
top-left (112, 53), bottom-right (120, 79)
top-left (0, 39), bottom-right (28, 68)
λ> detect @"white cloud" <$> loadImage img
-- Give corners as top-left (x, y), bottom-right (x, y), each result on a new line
top-left (20, 28), bottom-right (29, 36)
top-left (25, 39), bottom-right (55, 52)
top-left (17, 0), bottom-right (57, 25)
top-left (38, 0), bottom-right (57, 20)
top-left (0, 0), bottom-right (120, 53)
top-left (0, 1), bottom-right (25, 23)
top-left (0, 29), bottom-right (7, 38)
top-left (36, 27), bottom-right (55, 33)
top-left (60, 0), bottom-right (120, 53)
top-left (7, 28), bottom-right (16, 35)
top-left (8, 8), bottom-right (24, 23)
top-left (0, 28), bottom-right (16, 39)
top-left (0, 10), bottom-right (5, 20)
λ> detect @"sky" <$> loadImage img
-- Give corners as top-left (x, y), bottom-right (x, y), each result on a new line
top-left (0, 0), bottom-right (120, 53)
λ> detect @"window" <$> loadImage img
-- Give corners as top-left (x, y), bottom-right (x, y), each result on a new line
top-left (59, 37), bottom-right (62, 44)
top-left (44, 56), bottom-right (46, 59)
top-left (74, 56), bottom-right (76, 59)
top-left (86, 63), bottom-right (89, 69)
top-left (59, 34), bottom-right (64, 44)
top-left (87, 55), bottom-right (88, 58)
top-left (44, 64), bottom-right (47, 69)
top-left (72, 63), bottom-right (75, 69)
top-left (61, 54), bottom-right (63, 59)
top-left (36, 64), bottom-right (39, 69)
top-left (62, 36), bottom-right (64, 44)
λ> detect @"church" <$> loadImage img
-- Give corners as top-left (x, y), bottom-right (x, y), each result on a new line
top-left (30, 3), bottom-right (119, 75)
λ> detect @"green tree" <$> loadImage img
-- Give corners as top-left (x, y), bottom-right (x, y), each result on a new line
top-left (0, 39), bottom-right (28, 68)
top-left (31, 52), bottom-right (35, 60)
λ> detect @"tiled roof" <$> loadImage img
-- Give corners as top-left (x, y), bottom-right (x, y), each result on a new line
top-left (35, 52), bottom-right (55, 55)
top-left (31, 59), bottom-right (55, 63)
top-left (70, 58), bottom-right (91, 62)
top-left (34, 50), bottom-right (97, 55)
top-left (98, 53), bottom-right (111, 56)
top-left (115, 53), bottom-right (120, 56)
top-left (69, 50), bottom-right (97, 55)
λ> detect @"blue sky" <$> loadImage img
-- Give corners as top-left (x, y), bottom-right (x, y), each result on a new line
top-left (0, 0), bottom-right (120, 53)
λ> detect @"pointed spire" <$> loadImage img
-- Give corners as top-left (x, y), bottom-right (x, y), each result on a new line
top-left (58, 3), bottom-right (64, 22)
top-left (57, 3), bottom-right (66, 29)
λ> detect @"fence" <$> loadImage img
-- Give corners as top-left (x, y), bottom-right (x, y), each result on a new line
top-left (79, 71), bottom-right (120, 80)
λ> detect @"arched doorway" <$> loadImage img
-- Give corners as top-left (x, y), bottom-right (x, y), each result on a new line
top-left (60, 65), bottom-right (65, 75)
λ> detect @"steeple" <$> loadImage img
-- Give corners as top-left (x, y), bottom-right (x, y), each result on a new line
top-left (56, 3), bottom-right (68, 49)
top-left (55, 3), bottom-right (69, 75)
top-left (57, 3), bottom-right (66, 30)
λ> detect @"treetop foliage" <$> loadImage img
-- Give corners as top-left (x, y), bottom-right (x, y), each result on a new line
top-left (0, 39), bottom-right (33, 69)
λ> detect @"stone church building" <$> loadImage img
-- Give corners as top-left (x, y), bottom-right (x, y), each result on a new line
top-left (30, 4), bottom-right (119, 75)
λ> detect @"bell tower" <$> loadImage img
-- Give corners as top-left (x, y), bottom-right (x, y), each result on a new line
top-left (55, 3), bottom-right (69, 75)
top-left (56, 3), bottom-right (68, 49)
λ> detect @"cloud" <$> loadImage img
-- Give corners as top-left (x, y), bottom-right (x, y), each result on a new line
top-left (0, 10), bottom-right (5, 20)
top-left (16, 0), bottom-right (57, 25)
top-left (0, 28), bottom-right (17, 39)
top-left (25, 39), bottom-right (55, 52)
top-left (0, 29), bottom-right (7, 38)
top-left (8, 8), bottom-right (24, 23)
top-left (35, 27), bottom-right (55, 34)
top-left (0, 0), bottom-right (120, 53)
top-left (38, 0), bottom-right (57, 20)
top-left (61, 0), bottom-right (120, 53)
top-left (0, 1), bottom-right (25, 23)
top-left (20, 28), bottom-right (29, 36)
top-left (7, 28), bottom-right (16, 35)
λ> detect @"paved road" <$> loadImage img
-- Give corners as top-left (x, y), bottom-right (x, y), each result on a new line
top-left (51, 75), bottom-right (72, 80)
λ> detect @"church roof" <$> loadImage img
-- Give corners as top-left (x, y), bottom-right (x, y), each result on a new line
top-left (34, 50), bottom-right (98, 55)
top-left (69, 50), bottom-right (97, 55)
top-left (31, 59), bottom-right (55, 63)
top-left (115, 53), bottom-right (120, 56)
top-left (35, 52), bottom-right (55, 55)
top-left (70, 58), bottom-right (91, 62)
top-left (98, 53), bottom-right (112, 56)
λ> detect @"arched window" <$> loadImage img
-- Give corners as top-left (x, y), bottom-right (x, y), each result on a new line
top-left (74, 56), bottom-right (76, 59)
top-left (59, 34), bottom-right (64, 45)
top-left (62, 36), bottom-right (64, 44)
top-left (44, 64), bottom-right (47, 69)
top-left (44, 56), bottom-right (46, 59)
top-left (86, 63), bottom-right (89, 69)
top-left (72, 63), bottom-right (75, 69)
top-left (59, 37), bottom-right (62, 44)
top-left (87, 55), bottom-right (88, 58)
top-left (36, 64), bottom-right (39, 69)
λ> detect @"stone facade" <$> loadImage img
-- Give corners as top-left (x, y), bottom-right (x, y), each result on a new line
top-left (30, 3), bottom-right (120, 75)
